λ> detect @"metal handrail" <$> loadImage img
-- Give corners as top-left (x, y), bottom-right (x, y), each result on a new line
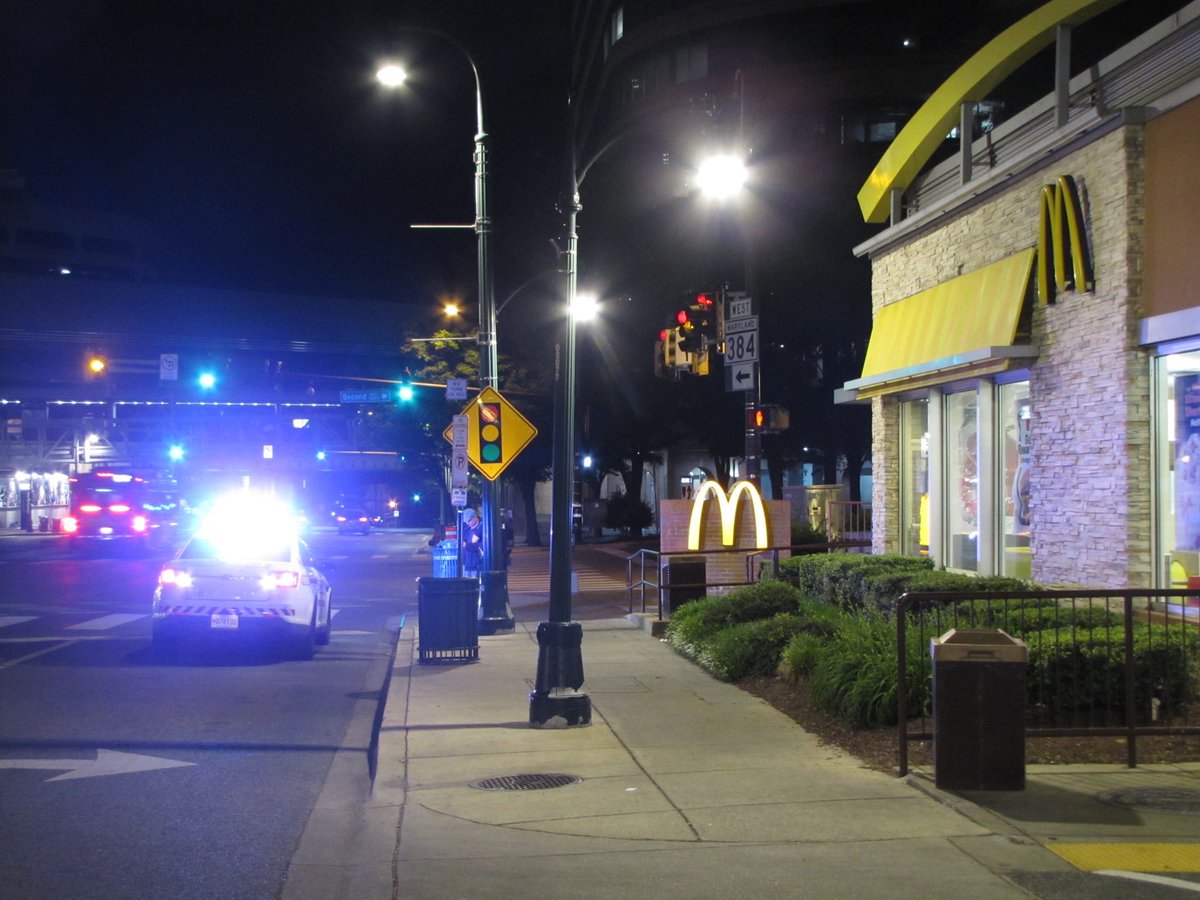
top-left (625, 540), bottom-right (872, 618)
top-left (895, 588), bottom-right (1200, 776)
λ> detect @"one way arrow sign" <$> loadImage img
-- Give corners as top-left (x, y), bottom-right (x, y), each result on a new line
top-left (725, 362), bottom-right (756, 393)
top-left (0, 750), bottom-right (195, 782)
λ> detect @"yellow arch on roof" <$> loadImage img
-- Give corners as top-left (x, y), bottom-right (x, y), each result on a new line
top-left (857, 0), bottom-right (1125, 223)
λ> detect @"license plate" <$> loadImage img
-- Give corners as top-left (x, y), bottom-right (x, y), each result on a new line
top-left (210, 614), bottom-right (239, 630)
top-left (99, 526), bottom-right (114, 535)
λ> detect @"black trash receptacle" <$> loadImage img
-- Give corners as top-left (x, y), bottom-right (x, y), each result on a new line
top-left (931, 629), bottom-right (1028, 790)
top-left (417, 576), bottom-right (479, 664)
top-left (662, 557), bottom-right (706, 615)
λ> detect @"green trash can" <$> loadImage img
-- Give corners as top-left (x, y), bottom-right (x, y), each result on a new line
top-left (931, 629), bottom-right (1028, 790)
top-left (417, 576), bottom-right (479, 664)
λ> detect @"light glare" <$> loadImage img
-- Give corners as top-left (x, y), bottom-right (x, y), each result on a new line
top-left (697, 154), bottom-right (747, 200)
top-left (377, 64), bottom-right (407, 87)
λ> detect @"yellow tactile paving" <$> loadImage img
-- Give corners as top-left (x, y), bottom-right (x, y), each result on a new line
top-left (1049, 843), bottom-right (1200, 873)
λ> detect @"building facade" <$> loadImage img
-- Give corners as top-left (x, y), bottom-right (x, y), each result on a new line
top-left (843, 0), bottom-right (1200, 588)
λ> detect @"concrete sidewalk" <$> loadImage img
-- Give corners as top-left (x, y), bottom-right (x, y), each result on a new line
top-left (283, 605), bottom-right (1196, 899)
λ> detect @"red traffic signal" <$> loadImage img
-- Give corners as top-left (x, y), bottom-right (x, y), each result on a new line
top-left (695, 292), bottom-right (715, 308)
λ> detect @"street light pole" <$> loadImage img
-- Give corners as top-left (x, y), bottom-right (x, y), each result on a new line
top-left (378, 34), bottom-right (512, 632)
top-left (529, 93), bottom-right (590, 728)
top-left (468, 57), bottom-right (514, 634)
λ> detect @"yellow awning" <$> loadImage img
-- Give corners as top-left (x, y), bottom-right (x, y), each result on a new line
top-left (844, 249), bottom-right (1037, 399)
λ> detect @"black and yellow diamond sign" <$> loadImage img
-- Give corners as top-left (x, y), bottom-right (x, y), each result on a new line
top-left (442, 386), bottom-right (537, 481)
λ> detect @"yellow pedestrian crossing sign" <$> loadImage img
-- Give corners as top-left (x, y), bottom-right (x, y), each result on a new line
top-left (442, 386), bottom-right (538, 480)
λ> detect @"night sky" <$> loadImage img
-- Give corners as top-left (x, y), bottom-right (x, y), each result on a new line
top-left (1, 0), bottom-right (571, 307)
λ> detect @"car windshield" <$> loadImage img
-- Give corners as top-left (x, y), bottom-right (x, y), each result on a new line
top-left (180, 537), bottom-right (293, 563)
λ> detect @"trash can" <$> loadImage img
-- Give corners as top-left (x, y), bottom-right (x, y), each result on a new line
top-left (662, 557), bottom-right (706, 615)
top-left (931, 629), bottom-right (1028, 790)
top-left (417, 576), bottom-right (479, 664)
top-left (431, 539), bottom-right (459, 578)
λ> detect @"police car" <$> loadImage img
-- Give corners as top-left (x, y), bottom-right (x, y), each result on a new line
top-left (151, 496), bottom-right (332, 658)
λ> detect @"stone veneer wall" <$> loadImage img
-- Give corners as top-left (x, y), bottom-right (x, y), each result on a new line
top-left (658, 498), bottom-right (792, 595)
top-left (868, 126), bottom-right (1151, 587)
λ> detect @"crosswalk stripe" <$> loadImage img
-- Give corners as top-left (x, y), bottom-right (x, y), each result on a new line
top-left (66, 614), bottom-right (147, 631)
top-left (0, 616), bottom-right (38, 629)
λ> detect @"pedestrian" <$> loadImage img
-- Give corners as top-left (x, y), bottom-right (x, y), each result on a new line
top-left (462, 508), bottom-right (483, 577)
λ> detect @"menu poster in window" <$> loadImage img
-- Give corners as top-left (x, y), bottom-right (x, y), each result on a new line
top-left (1175, 373), bottom-right (1200, 550)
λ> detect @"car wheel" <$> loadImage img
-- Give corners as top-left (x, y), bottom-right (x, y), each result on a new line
top-left (316, 590), bottom-right (332, 646)
top-left (290, 610), bottom-right (316, 660)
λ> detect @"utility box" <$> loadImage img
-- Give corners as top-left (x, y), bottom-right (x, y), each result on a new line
top-left (663, 557), bottom-right (706, 615)
top-left (417, 576), bottom-right (479, 664)
top-left (931, 629), bottom-right (1028, 791)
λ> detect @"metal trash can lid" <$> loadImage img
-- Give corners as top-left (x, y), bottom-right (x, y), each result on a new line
top-left (930, 628), bottom-right (1028, 662)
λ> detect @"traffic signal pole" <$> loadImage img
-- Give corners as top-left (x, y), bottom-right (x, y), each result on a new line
top-left (471, 67), bottom-right (513, 635)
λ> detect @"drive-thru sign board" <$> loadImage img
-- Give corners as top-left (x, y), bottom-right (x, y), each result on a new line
top-left (442, 386), bottom-right (537, 480)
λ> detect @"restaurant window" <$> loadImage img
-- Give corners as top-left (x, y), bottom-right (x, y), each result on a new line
top-left (944, 391), bottom-right (978, 571)
top-left (1155, 350), bottom-right (1200, 596)
top-left (899, 398), bottom-right (929, 556)
top-left (998, 381), bottom-right (1031, 580)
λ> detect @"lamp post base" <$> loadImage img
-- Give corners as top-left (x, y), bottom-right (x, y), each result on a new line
top-left (529, 688), bottom-right (591, 728)
top-left (478, 570), bottom-right (514, 634)
top-left (529, 620), bottom-right (590, 727)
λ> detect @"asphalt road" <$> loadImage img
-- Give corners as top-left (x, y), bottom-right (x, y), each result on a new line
top-left (0, 526), bottom-right (422, 900)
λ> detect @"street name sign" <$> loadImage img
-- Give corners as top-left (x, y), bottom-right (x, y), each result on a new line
top-left (442, 386), bottom-right (538, 480)
top-left (340, 389), bottom-right (394, 404)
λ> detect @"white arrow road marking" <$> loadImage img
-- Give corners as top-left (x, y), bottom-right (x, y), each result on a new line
top-left (0, 750), bottom-right (195, 782)
top-left (66, 614), bottom-right (146, 630)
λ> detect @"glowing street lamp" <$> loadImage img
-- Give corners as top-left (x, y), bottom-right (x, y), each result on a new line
top-left (376, 33), bottom-right (511, 632)
top-left (697, 153), bottom-right (748, 200)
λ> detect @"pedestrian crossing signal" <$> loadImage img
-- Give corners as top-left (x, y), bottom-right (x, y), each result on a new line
top-left (479, 402), bottom-right (502, 463)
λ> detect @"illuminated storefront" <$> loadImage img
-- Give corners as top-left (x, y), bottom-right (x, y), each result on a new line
top-left (843, 1), bottom-right (1200, 587)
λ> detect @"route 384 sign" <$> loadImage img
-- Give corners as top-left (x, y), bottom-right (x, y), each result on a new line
top-left (442, 386), bottom-right (537, 481)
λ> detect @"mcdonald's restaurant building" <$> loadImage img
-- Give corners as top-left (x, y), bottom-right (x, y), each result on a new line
top-left (841, 3), bottom-right (1200, 590)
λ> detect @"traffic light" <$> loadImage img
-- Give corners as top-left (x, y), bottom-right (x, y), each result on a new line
top-left (197, 371), bottom-right (217, 390)
top-left (85, 353), bottom-right (107, 376)
top-left (747, 404), bottom-right (790, 434)
top-left (397, 384), bottom-right (414, 403)
top-left (659, 327), bottom-right (692, 372)
top-left (675, 307), bottom-right (699, 353)
top-left (478, 400), bottom-right (502, 464)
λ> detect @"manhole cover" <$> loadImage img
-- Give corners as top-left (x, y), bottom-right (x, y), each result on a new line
top-left (470, 773), bottom-right (582, 792)
top-left (1096, 788), bottom-right (1200, 816)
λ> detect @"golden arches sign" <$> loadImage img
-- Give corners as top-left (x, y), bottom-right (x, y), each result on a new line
top-left (687, 480), bottom-right (770, 551)
top-left (857, 0), bottom-right (1125, 223)
top-left (1037, 174), bottom-right (1093, 304)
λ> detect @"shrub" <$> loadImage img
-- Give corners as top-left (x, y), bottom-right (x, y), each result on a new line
top-left (792, 523), bottom-right (827, 545)
top-left (604, 491), bottom-right (654, 534)
top-left (781, 631), bottom-right (827, 678)
top-left (1023, 625), bottom-right (1200, 722)
top-left (695, 613), bottom-right (809, 681)
top-left (779, 553), bottom-right (934, 612)
top-left (664, 580), bottom-right (807, 659)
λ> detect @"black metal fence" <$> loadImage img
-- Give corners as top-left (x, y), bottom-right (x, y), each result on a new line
top-left (626, 540), bottom-right (871, 619)
top-left (896, 589), bottom-right (1200, 775)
